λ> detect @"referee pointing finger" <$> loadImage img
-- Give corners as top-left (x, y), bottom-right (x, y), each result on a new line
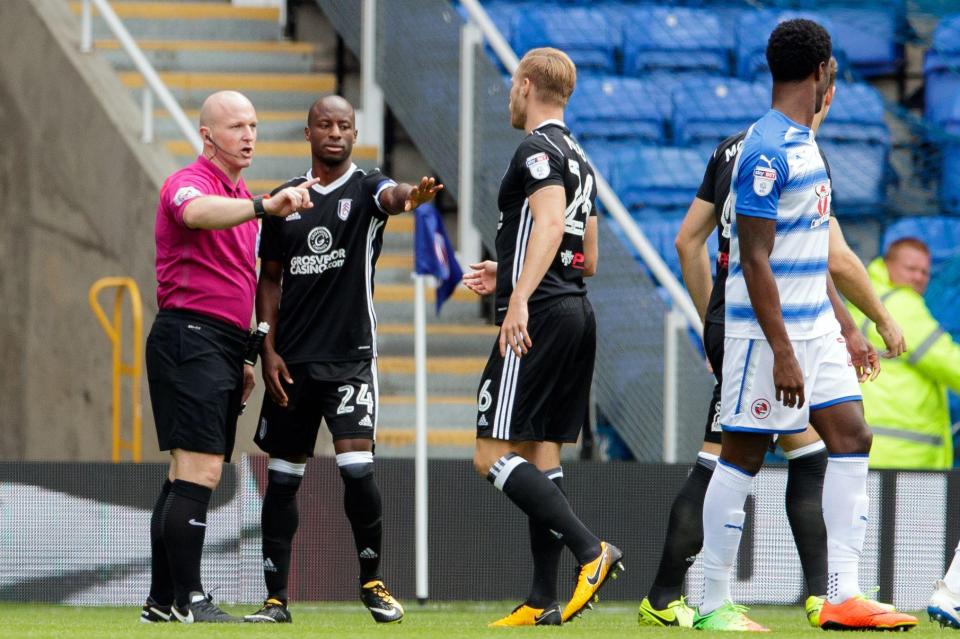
top-left (141, 91), bottom-right (294, 624)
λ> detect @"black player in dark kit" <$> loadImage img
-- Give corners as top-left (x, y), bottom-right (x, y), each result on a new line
top-left (462, 47), bottom-right (621, 627)
top-left (244, 95), bottom-right (440, 625)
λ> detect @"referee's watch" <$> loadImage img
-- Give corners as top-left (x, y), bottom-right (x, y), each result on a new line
top-left (252, 195), bottom-right (266, 219)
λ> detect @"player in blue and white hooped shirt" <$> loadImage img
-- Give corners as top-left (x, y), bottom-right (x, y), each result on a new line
top-left (695, 19), bottom-right (918, 632)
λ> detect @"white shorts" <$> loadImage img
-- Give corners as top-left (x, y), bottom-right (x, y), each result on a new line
top-left (719, 329), bottom-right (862, 434)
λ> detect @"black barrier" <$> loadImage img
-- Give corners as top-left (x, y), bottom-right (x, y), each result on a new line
top-left (0, 458), bottom-right (952, 609)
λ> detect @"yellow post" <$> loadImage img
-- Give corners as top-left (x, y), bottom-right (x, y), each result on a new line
top-left (89, 277), bottom-right (143, 462)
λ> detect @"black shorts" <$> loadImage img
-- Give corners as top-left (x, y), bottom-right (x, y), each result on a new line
top-left (254, 359), bottom-right (378, 457)
top-left (703, 319), bottom-right (724, 445)
top-left (476, 295), bottom-right (596, 443)
top-left (146, 309), bottom-right (247, 462)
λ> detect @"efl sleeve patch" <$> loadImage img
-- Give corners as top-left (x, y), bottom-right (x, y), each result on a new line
top-left (173, 185), bottom-right (204, 206)
top-left (752, 157), bottom-right (778, 197)
top-left (525, 152), bottom-right (551, 180)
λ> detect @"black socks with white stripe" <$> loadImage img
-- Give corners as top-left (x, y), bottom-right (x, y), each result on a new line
top-left (161, 479), bottom-right (213, 609)
top-left (528, 467), bottom-right (566, 608)
top-left (338, 452), bottom-right (383, 583)
top-left (488, 454), bottom-right (601, 564)
top-left (262, 459), bottom-right (306, 604)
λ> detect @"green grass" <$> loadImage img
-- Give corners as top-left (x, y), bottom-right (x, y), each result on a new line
top-left (2, 602), bottom-right (940, 638)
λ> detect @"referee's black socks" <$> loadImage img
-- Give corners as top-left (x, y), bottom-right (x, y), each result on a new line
top-left (528, 467), bottom-right (566, 608)
top-left (149, 478), bottom-right (174, 605)
top-left (161, 479), bottom-right (213, 609)
top-left (262, 460), bottom-right (306, 604)
top-left (488, 454), bottom-right (601, 564)
top-left (337, 452), bottom-right (383, 583)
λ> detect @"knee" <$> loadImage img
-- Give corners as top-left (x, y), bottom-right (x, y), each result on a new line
top-left (337, 451), bottom-right (374, 481)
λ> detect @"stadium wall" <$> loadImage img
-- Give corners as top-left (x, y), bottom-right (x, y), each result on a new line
top-left (2, 457), bottom-right (955, 610)
top-left (0, 0), bottom-right (177, 461)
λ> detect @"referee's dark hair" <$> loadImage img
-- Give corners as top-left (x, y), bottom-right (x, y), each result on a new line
top-left (766, 19), bottom-right (832, 83)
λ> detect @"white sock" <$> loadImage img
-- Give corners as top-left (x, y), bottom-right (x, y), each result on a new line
top-left (823, 455), bottom-right (869, 604)
top-left (701, 460), bottom-right (754, 614)
top-left (944, 542), bottom-right (960, 593)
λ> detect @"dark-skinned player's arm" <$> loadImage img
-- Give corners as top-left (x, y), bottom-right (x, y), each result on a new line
top-left (675, 197), bottom-right (717, 322)
top-left (582, 215), bottom-right (599, 277)
top-left (737, 214), bottom-right (805, 408)
top-left (827, 271), bottom-right (879, 382)
top-left (500, 185), bottom-right (566, 358)
top-left (377, 176), bottom-right (443, 215)
top-left (256, 259), bottom-right (292, 408)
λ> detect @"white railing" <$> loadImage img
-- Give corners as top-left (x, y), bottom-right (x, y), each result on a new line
top-left (79, 0), bottom-right (202, 153)
top-left (458, 0), bottom-right (704, 465)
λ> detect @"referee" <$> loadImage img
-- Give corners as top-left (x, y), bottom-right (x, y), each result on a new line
top-left (141, 91), bottom-right (319, 624)
top-left (243, 95), bottom-right (441, 624)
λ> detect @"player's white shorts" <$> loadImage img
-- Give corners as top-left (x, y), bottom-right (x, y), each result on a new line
top-left (719, 329), bottom-right (862, 434)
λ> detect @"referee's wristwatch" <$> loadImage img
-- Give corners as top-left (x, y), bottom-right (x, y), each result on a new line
top-left (252, 195), bottom-right (267, 219)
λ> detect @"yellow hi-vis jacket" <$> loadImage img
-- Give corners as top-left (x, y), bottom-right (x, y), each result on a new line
top-left (847, 258), bottom-right (960, 469)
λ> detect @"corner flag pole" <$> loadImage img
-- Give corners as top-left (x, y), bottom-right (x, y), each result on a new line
top-left (413, 272), bottom-right (429, 604)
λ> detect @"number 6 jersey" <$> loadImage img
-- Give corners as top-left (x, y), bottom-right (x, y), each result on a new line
top-left (493, 120), bottom-right (598, 325)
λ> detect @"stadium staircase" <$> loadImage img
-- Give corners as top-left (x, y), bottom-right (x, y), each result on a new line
top-left (69, 0), bottom-right (492, 457)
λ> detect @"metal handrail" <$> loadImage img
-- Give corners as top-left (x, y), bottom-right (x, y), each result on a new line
top-left (79, 0), bottom-right (202, 153)
top-left (89, 277), bottom-right (144, 463)
top-left (458, 0), bottom-right (703, 336)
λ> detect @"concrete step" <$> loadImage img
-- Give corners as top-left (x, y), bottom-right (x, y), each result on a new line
top-left (377, 356), bottom-right (485, 395)
top-left (156, 109), bottom-right (307, 140)
top-left (119, 71), bottom-right (334, 110)
top-left (70, 1), bottom-right (282, 41)
top-left (376, 396), bottom-right (475, 432)
top-left (95, 39), bottom-right (315, 73)
top-left (374, 427), bottom-right (475, 458)
top-left (376, 322), bottom-right (496, 357)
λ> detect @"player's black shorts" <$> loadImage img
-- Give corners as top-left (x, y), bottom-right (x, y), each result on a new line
top-left (255, 359), bottom-right (378, 457)
top-left (146, 309), bottom-right (246, 462)
top-left (703, 319), bottom-right (724, 445)
top-left (476, 295), bottom-right (595, 443)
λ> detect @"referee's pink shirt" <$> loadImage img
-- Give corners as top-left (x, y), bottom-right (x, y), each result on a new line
top-left (155, 155), bottom-right (258, 331)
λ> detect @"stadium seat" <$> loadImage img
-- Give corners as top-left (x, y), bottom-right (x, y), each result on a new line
top-left (817, 81), bottom-right (890, 145)
top-left (924, 15), bottom-right (960, 127)
top-left (736, 11), bottom-right (840, 79)
top-left (926, 255), bottom-right (960, 338)
top-left (511, 6), bottom-right (617, 73)
top-left (671, 77), bottom-right (770, 147)
top-left (942, 96), bottom-right (960, 214)
top-left (823, 7), bottom-right (900, 77)
top-left (819, 140), bottom-right (889, 215)
top-left (882, 216), bottom-right (960, 268)
top-left (567, 75), bottom-right (672, 144)
top-left (598, 144), bottom-right (708, 212)
top-left (621, 7), bottom-right (730, 76)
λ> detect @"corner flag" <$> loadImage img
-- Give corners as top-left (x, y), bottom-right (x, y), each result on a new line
top-left (414, 203), bottom-right (463, 314)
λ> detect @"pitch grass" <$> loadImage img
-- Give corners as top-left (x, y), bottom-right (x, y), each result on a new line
top-left (3, 601), bottom-right (941, 639)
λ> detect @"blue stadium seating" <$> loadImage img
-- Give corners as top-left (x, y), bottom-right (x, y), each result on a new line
top-left (621, 7), bottom-right (730, 76)
top-left (587, 144), bottom-right (708, 212)
top-left (822, 7), bottom-right (900, 77)
top-left (817, 81), bottom-right (890, 145)
top-left (736, 11), bottom-right (840, 79)
top-left (882, 216), bottom-right (960, 267)
top-left (819, 140), bottom-right (889, 213)
top-left (671, 77), bottom-right (770, 147)
top-left (943, 95), bottom-right (960, 215)
top-left (567, 76), bottom-right (672, 144)
top-left (924, 15), bottom-right (960, 127)
top-left (926, 255), bottom-right (960, 338)
top-left (512, 6), bottom-right (617, 73)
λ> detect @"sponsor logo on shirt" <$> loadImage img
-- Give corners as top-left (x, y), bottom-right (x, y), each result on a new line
top-left (173, 186), bottom-right (203, 207)
top-left (338, 198), bottom-right (352, 221)
top-left (307, 226), bottom-right (334, 254)
top-left (752, 155), bottom-right (777, 196)
top-left (290, 249), bottom-right (346, 275)
top-left (526, 152), bottom-right (550, 180)
top-left (560, 250), bottom-right (586, 269)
